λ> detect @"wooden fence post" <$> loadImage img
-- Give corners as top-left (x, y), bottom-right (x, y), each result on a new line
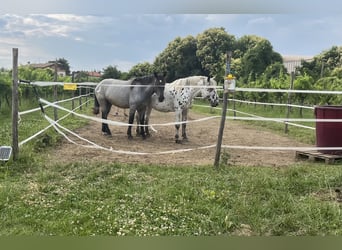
top-left (85, 86), bottom-right (89, 107)
top-left (79, 85), bottom-right (82, 111)
top-left (12, 48), bottom-right (19, 161)
top-left (214, 51), bottom-right (232, 168)
top-left (53, 60), bottom-right (58, 121)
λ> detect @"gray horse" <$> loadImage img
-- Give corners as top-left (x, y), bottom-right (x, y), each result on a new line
top-left (137, 75), bottom-right (220, 143)
top-left (93, 73), bottom-right (166, 139)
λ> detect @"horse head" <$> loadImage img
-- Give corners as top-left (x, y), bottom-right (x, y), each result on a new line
top-left (200, 76), bottom-right (219, 107)
top-left (153, 72), bottom-right (166, 102)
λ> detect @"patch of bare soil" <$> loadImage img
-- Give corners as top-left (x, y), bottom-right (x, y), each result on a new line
top-left (47, 110), bottom-right (312, 167)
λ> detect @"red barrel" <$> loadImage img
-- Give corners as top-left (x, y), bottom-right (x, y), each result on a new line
top-left (315, 105), bottom-right (342, 154)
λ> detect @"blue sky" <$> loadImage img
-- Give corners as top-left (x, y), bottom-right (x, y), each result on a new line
top-left (1, 1), bottom-right (342, 72)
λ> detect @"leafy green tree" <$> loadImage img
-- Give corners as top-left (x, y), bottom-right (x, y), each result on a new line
top-left (101, 65), bottom-right (122, 80)
top-left (240, 39), bottom-right (283, 83)
top-left (319, 46), bottom-right (342, 77)
top-left (299, 46), bottom-right (342, 81)
top-left (128, 62), bottom-right (154, 78)
top-left (234, 35), bottom-right (264, 58)
top-left (315, 76), bottom-right (342, 105)
top-left (331, 67), bottom-right (342, 78)
top-left (153, 35), bottom-right (203, 82)
top-left (196, 27), bottom-right (235, 82)
top-left (262, 62), bottom-right (287, 82)
top-left (172, 36), bottom-right (203, 78)
top-left (153, 37), bottom-right (179, 81)
top-left (57, 58), bottom-right (71, 76)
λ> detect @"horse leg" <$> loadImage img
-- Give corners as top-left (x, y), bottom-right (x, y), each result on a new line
top-left (135, 112), bottom-right (141, 136)
top-left (144, 105), bottom-right (152, 137)
top-left (101, 102), bottom-right (112, 136)
top-left (174, 110), bottom-right (182, 143)
top-left (181, 108), bottom-right (188, 141)
top-left (127, 108), bottom-right (135, 140)
top-left (138, 109), bottom-right (146, 140)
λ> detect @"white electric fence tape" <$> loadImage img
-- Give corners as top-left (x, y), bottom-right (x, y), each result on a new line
top-left (16, 86), bottom-right (342, 155)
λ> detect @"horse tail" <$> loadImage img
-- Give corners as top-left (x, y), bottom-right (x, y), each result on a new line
top-left (93, 94), bottom-right (100, 115)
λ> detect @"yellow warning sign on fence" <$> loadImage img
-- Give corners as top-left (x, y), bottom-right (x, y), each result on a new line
top-left (63, 83), bottom-right (77, 91)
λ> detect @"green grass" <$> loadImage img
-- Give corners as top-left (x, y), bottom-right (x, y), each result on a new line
top-left (1, 161), bottom-right (342, 235)
top-left (1, 96), bottom-right (342, 236)
top-left (0, 94), bottom-right (90, 151)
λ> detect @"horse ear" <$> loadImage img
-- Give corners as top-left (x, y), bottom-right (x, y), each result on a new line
top-left (207, 76), bottom-right (211, 82)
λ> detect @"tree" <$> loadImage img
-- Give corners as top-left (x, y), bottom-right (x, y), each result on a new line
top-left (153, 35), bottom-right (203, 82)
top-left (331, 67), bottom-right (342, 78)
top-left (315, 76), bottom-right (342, 105)
top-left (262, 62), bottom-right (287, 82)
top-left (196, 27), bottom-right (235, 82)
top-left (234, 35), bottom-right (264, 58)
top-left (128, 62), bottom-right (154, 78)
top-left (101, 65), bottom-right (122, 80)
top-left (299, 46), bottom-right (342, 81)
top-left (240, 38), bottom-right (283, 83)
top-left (172, 36), bottom-right (203, 79)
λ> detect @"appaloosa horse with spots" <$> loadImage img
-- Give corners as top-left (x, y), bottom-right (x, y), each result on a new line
top-left (138, 75), bottom-right (219, 143)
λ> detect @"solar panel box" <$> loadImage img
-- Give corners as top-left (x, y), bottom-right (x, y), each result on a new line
top-left (0, 146), bottom-right (12, 161)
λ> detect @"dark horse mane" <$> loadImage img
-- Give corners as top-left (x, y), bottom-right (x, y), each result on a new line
top-left (131, 74), bottom-right (156, 86)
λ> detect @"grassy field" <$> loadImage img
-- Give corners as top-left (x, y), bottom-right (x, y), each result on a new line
top-left (1, 97), bottom-right (342, 236)
top-left (1, 159), bottom-right (342, 236)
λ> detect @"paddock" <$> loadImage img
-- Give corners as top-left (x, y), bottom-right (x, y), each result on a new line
top-left (11, 77), bottom-right (342, 167)
top-left (45, 109), bottom-right (311, 167)
top-left (7, 48), bottom-right (342, 167)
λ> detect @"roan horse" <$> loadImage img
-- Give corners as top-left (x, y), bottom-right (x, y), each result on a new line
top-left (137, 75), bottom-right (219, 143)
top-left (93, 73), bottom-right (166, 139)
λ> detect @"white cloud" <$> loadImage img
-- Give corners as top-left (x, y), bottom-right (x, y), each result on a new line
top-left (42, 14), bottom-right (112, 24)
top-left (205, 14), bottom-right (238, 23)
top-left (0, 14), bottom-right (111, 40)
top-left (247, 16), bottom-right (274, 26)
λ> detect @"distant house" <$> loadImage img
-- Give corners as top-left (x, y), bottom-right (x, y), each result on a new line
top-left (26, 62), bottom-right (67, 77)
top-left (282, 55), bottom-right (313, 73)
top-left (87, 71), bottom-right (102, 78)
top-left (71, 71), bottom-right (102, 82)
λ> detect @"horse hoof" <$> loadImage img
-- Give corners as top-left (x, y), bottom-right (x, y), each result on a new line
top-left (128, 135), bottom-right (133, 140)
top-left (175, 139), bottom-right (182, 144)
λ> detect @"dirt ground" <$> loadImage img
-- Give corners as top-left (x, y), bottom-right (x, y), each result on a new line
top-left (48, 109), bottom-right (312, 167)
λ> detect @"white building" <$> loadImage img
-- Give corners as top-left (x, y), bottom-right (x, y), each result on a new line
top-left (282, 55), bottom-right (313, 73)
